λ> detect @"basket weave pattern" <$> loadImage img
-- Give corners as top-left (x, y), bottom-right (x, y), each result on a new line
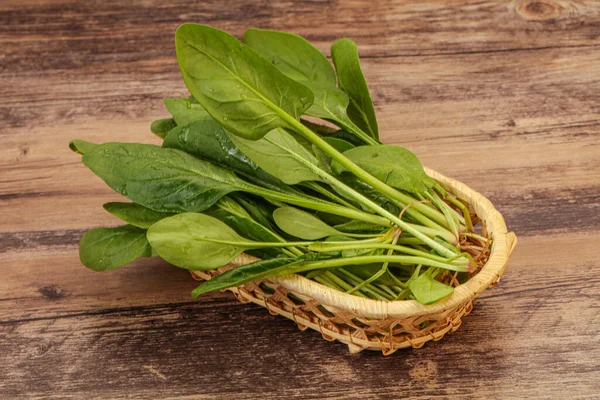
top-left (191, 168), bottom-right (517, 355)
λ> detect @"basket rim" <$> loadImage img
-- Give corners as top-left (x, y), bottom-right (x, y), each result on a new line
top-left (240, 167), bottom-right (518, 319)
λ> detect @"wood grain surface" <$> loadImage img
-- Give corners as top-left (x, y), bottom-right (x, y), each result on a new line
top-left (1, 0), bottom-right (599, 398)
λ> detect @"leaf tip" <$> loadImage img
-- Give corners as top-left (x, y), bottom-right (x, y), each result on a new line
top-left (191, 285), bottom-right (205, 300)
top-left (331, 37), bottom-right (358, 53)
top-left (243, 27), bottom-right (260, 42)
top-left (69, 139), bottom-right (97, 155)
top-left (150, 118), bottom-right (176, 138)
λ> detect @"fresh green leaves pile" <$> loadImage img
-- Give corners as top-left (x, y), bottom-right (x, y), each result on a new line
top-left (71, 24), bottom-right (490, 305)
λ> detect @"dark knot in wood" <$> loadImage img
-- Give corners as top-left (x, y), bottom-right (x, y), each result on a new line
top-left (516, 0), bottom-right (562, 20)
top-left (39, 285), bottom-right (65, 299)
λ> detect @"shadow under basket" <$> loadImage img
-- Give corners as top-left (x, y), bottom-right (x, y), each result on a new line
top-left (191, 168), bottom-right (518, 355)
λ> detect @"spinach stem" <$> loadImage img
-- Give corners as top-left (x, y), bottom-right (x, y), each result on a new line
top-left (386, 197), bottom-right (452, 233)
top-left (345, 265), bottom-right (388, 295)
top-left (377, 283), bottom-right (398, 298)
top-left (326, 271), bottom-right (371, 299)
top-left (247, 185), bottom-right (392, 227)
top-left (335, 268), bottom-right (393, 300)
top-left (344, 233), bottom-right (381, 239)
top-left (281, 248), bottom-right (297, 257)
top-left (425, 190), bottom-right (460, 238)
top-left (346, 229), bottom-right (399, 295)
top-left (300, 182), bottom-right (360, 210)
top-left (310, 242), bottom-right (469, 266)
top-left (463, 232), bottom-right (489, 242)
top-left (324, 271), bottom-right (354, 292)
top-left (395, 237), bottom-right (426, 245)
top-left (294, 255), bottom-right (469, 273)
top-left (407, 223), bottom-right (457, 243)
top-left (312, 275), bottom-right (343, 291)
top-left (335, 116), bottom-right (380, 146)
top-left (446, 195), bottom-right (473, 231)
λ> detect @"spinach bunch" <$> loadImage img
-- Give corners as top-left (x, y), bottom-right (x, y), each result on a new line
top-left (71, 25), bottom-right (486, 304)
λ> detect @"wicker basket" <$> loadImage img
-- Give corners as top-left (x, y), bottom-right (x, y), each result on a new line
top-left (191, 168), bottom-right (517, 355)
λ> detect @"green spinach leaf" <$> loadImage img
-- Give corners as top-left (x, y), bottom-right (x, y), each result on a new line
top-left (331, 38), bottom-right (379, 140)
top-left (409, 272), bottom-right (454, 305)
top-left (164, 97), bottom-right (211, 126)
top-left (336, 173), bottom-right (401, 215)
top-left (322, 137), bottom-right (355, 153)
top-left (192, 257), bottom-right (298, 298)
top-left (175, 23), bottom-right (313, 140)
top-left (214, 196), bottom-right (252, 219)
top-left (334, 220), bottom-right (386, 233)
top-left (326, 130), bottom-right (367, 147)
top-left (79, 225), bottom-right (152, 271)
top-left (227, 128), bottom-right (321, 185)
top-left (81, 142), bottom-right (256, 213)
top-left (314, 211), bottom-right (352, 226)
top-left (103, 202), bottom-right (174, 229)
top-left (231, 193), bottom-right (278, 231)
top-left (191, 251), bottom-right (341, 297)
top-left (205, 206), bottom-right (284, 259)
top-left (147, 213), bottom-right (265, 270)
top-left (244, 28), bottom-right (376, 145)
top-left (69, 140), bottom-right (98, 155)
top-left (273, 206), bottom-right (346, 240)
top-left (244, 28), bottom-right (335, 84)
top-left (332, 145), bottom-right (435, 194)
top-left (223, 216), bottom-right (283, 259)
top-left (150, 118), bottom-right (177, 139)
top-left (163, 119), bottom-right (297, 194)
top-left (341, 247), bottom-right (377, 258)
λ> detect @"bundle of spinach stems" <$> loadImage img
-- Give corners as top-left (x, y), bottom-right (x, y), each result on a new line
top-left (70, 24), bottom-right (490, 305)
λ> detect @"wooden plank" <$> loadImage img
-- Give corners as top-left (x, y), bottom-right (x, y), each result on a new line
top-left (1, 0), bottom-right (599, 67)
top-left (0, 251), bottom-right (225, 322)
top-left (1, 232), bottom-right (598, 399)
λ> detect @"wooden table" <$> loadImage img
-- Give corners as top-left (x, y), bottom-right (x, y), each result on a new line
top-left (1, 1), bottom-right (599, 398)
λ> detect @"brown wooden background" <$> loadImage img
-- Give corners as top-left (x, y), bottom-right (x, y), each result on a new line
top-left (1, 1), bottom-right (599, 398)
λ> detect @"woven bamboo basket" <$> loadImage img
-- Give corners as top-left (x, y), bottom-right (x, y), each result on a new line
top-left (191, 167), bottom-right (517, 355)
